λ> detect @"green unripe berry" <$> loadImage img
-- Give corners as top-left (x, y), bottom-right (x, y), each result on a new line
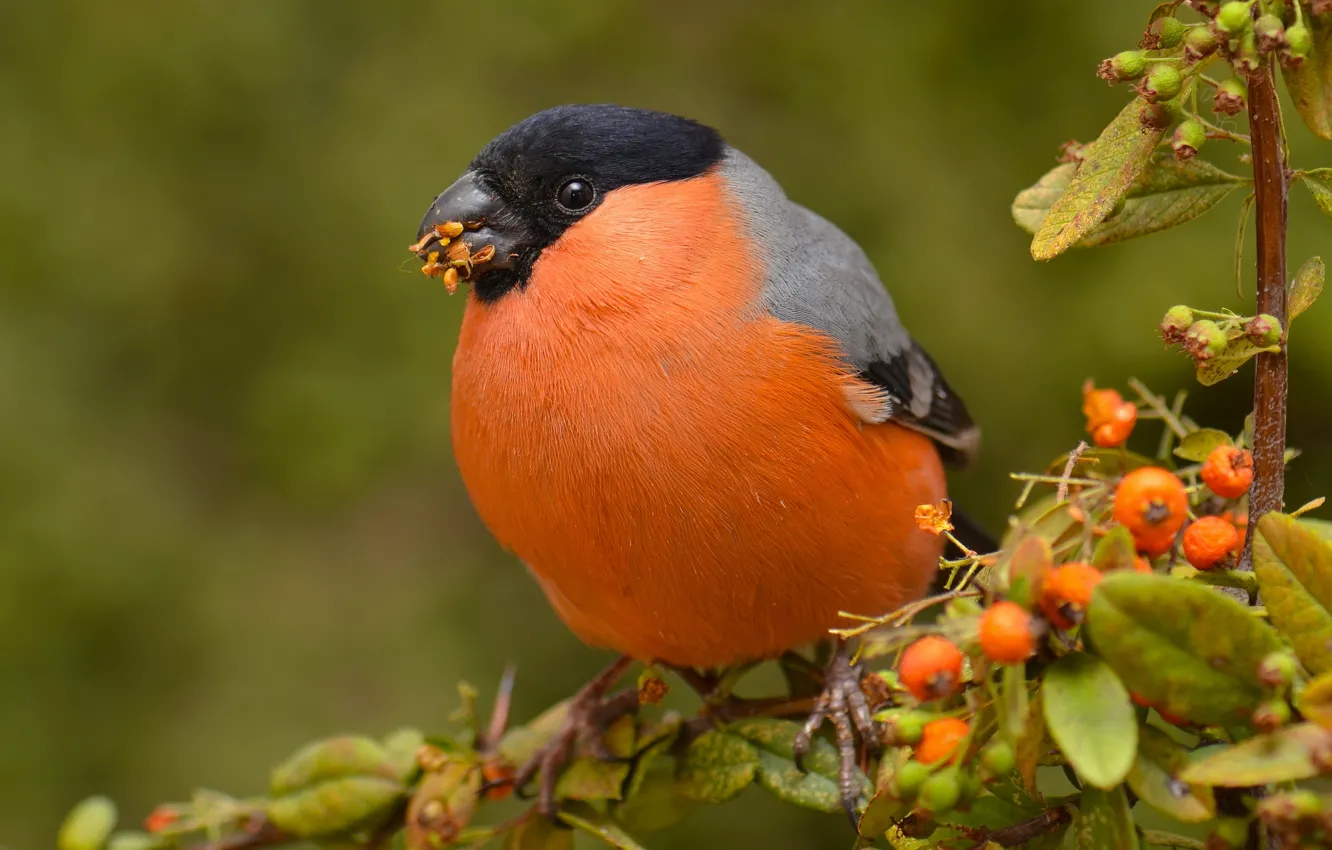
top-left (1257, 650), bottom-right (1298, 688)
top-left (893, 760), bottom-right (934, 799)
top-left (1252, 699), bottom-right (1292, 732)
top-left (1216, 2), bottom-right (1254, 35)
top-left (1144, 64), bottom-right (1183, 101)
top-left (1255, 14), bottom-right (1286, 51)
top-left (1214, 77), bottom-right (1248, 115)
top-left (1112, 50), bottom-right (1147, 79)
top-left (917, 769), bottom-right (961, 816)
top-left (1172, 119), bottom-right (1206, 160)
top-left (1246, 314), bottom-right (1283, 347)
top-left (1186, 320), bottom-right (1228, 359)
top-left (980, 741), bottom-right (1016, 777)
top-left (1184, 25), bottom-right (1221, 60)
top-left (1287, 23), bottom-right (1313, 58)
top-left (1162, 305), bottom-right (1194, 334)
top-left (1158, 17), bottom-right (1186, 48)
top-left (881, 710), bottom-right (929, 746)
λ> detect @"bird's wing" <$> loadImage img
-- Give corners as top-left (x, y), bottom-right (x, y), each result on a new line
top-left (760, 201), bottom-right (979, 466)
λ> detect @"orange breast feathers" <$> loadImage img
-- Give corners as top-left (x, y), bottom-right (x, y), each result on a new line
top-left (450, 172), bottom-right (946, 668)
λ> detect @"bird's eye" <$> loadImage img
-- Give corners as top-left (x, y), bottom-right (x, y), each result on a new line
top-left (556, 179), bottom-right (595, 212)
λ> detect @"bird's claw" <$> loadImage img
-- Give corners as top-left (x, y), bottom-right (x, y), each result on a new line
top-left (510, 656), bottom-right (638, 818)
top-left (791, 643), bottom-right (878, 825)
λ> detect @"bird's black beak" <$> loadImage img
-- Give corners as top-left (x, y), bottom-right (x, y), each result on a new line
top-left (411, 172), bottom-right (530, 292)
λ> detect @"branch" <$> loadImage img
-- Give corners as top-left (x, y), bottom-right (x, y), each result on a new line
top-left (961, 804), bottom-right (1073, 849)
top-left (1240, 58), bottom-right (1289, 571)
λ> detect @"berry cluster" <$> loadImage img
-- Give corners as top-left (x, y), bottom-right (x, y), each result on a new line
top-left (1096, 1), bottom-right (1315, 162)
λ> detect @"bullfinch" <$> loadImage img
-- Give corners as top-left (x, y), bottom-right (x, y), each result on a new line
top-left (410, 104), bottom-right (981, 818)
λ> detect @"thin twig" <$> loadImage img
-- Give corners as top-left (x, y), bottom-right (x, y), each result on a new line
top-left (960, 804), bottom-right (1073, 849)
top-left (1057, 441), bottom-right (1089, 503)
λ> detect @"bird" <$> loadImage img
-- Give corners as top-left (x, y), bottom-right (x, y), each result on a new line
top-left (410, 104), bottom-right (981, 819)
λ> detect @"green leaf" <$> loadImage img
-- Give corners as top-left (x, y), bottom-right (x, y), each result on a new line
top-left (1254, 512), bottom-right (1332, 674)
top-left (499, 701), bottom-right (570, 767)
top-left (1283, 14), bottom-right (1332, 140)
top-left (859, 749), bottom-right (912, 838)
top-left (1172, 428), bottom-right (1232, 463)
top-left (1180, 723), bottom-right (1332, 786)
top-left (1004, 533), bottom-right (1056, 608)
top-left (555, 715), bottom-right (635, 801)
top-left (1300, 170), bottom-right (1332, 219)
top-left (729, 717), bottom-right (870, 813)
top-left (59, 796), bottom-right (119, 850)
top-left (1087, 572), bottom-right (1282, 727)
top-left (268, 775), bottom-right (405, 838)
top-left (1290, 256), bottom-right (1325, 323)
top-left (1071, 786), bottom-right (1138, 850)
top-left (1298, 672), bottom-right (1332, 729)
top-left (558, 804), bottom-right (647, 850)
top-left (1195, 328), bottom-right (1281, 387)
top-left (611, 729), bottom-right (697, 834)
top-left (270, 736), bottom-right (399, 796)
top-left (675, 730), bottom-right (759, 804)
top-left (1024, 106), bottom-right (1234, 261)
top-left (503, 813), bottom-right (576, 850)
top-left (1043, 653), bottom-right (1137, 789)
top-left (1092, 526), bottom-right (1138, 572)
top-left (1126, 725), bottom-right (1216, 823)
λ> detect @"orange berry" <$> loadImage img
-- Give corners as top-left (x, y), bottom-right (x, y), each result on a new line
top-left (1182, 515), bottom-right (1241, 570)
top-left (1200, 445), bottom-right (1254, 499)
top-left (1083, 383), bottom-right (1138, 447)
top-left (1092, 404), bottom-right (1138, 448)
top-left (914, 717), bottom-right (970, 765)
top-left (1040, 562), bottom-right (1103, 630)
top-left (979, 601), bottom-right (1037, 664)
top-left (899, 636), bottom-right (965, 702)
top-left (480, 759), bottom-right (515, 801)
top-left (143, 807), bottom-right (178, 833)
top-left (1132, 556), bottom-right (1153, 574)
top-left (1113, 466), bottom-right (1189, 555)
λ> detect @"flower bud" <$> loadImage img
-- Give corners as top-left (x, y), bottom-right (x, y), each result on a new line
top-left (1216, 2), bottom-right (1254, 35)
top-left (1214, 78), bottom-right (1247, 116)
top-left (1142, 64), bottom-right (1183, 102)
top-left (1173, 119), bottom-right (1207, 161)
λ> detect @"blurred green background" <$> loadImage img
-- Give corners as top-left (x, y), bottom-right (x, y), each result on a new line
top-left (3, 1), bottom-right (1329, 847)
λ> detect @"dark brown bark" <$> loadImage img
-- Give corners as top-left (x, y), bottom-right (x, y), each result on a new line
top-left (1240, 61), bottom-right (1289, 571)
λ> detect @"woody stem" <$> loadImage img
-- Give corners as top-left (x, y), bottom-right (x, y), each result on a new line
top-left (1239, 59), bottom-right (1288, 573)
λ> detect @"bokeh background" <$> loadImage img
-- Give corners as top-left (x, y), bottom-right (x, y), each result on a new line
top-left (3, 1), bottom-right (1329, 847)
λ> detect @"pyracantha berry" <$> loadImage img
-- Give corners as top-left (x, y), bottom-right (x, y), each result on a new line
top-left (1214, 78), bottom-right (1247, 115)
top-left (1200, 445), bottom-right (1254, 499)
top-left (1173, 119), bottom-right (1207, 161)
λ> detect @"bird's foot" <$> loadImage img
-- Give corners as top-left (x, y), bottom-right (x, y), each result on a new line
top-left (792, 641), bottom-right (878, 824)
top-left (512, 655), bottom-right (639, 818)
